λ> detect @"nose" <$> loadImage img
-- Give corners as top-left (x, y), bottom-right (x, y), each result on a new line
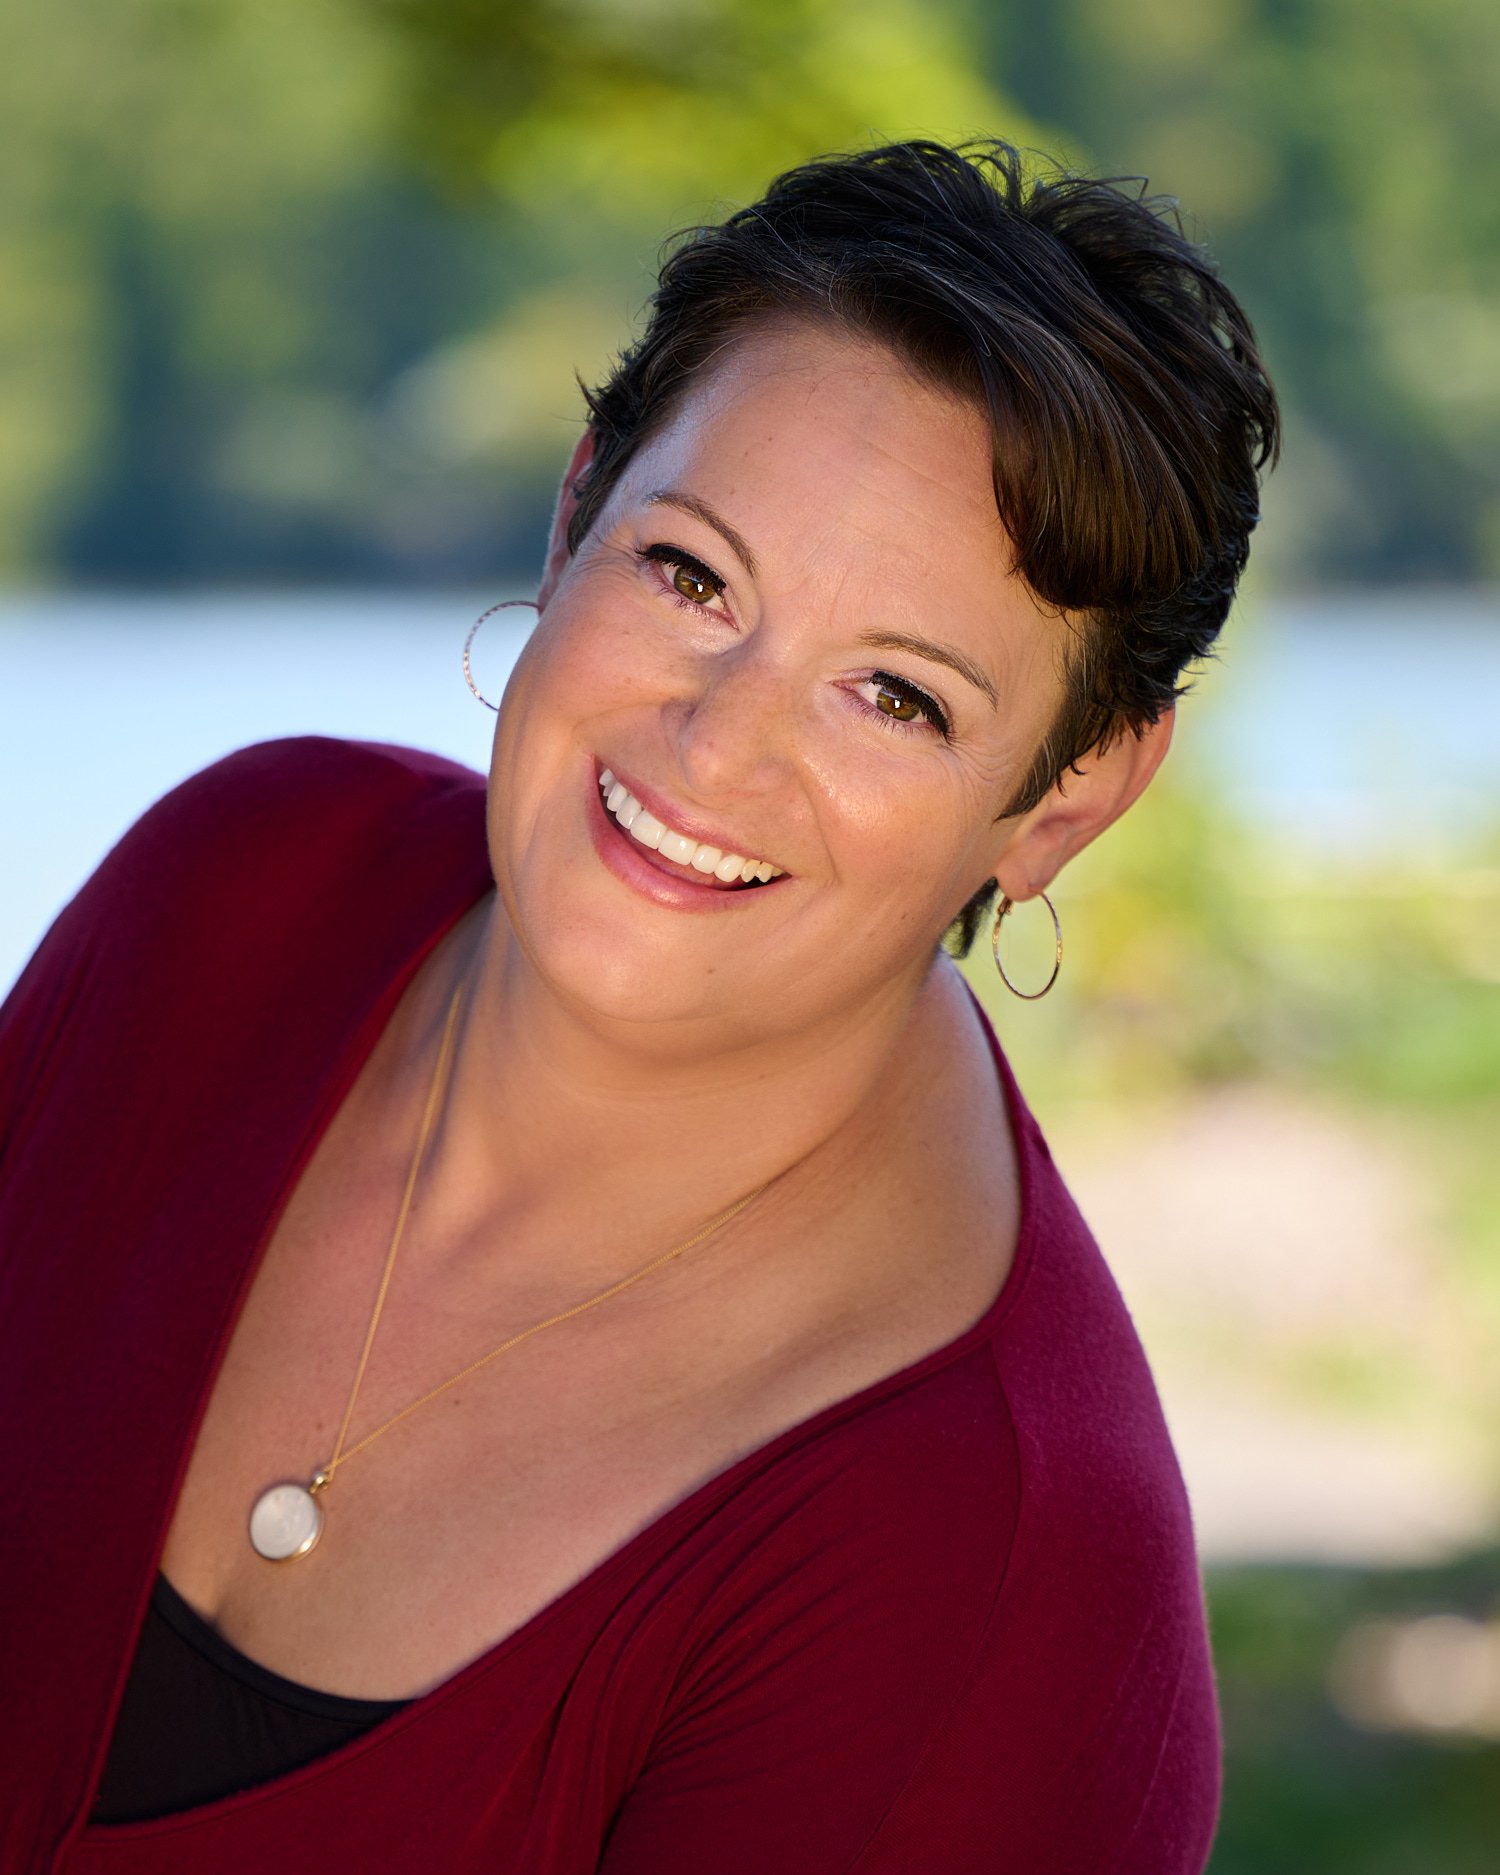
top-left (665, 641), bottom-right (794, 801)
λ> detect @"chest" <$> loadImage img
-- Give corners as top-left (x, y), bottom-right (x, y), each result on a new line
top-left (158, 1107), bottom-right (1016, 1702)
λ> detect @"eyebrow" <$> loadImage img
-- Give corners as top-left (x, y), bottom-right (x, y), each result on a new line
top-left (644, 490), bottom-right (759, 579)
top-left (859, 630), bottom-right (999, 708)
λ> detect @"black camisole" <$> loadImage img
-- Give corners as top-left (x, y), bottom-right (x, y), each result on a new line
top-left (91, 1574), bottom-right (411, 1825)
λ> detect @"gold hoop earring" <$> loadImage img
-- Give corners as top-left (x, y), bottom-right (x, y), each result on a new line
top-left (992, 892), bottom-right (1062, 999)
top-left (463, 599), bottom-right (540, 710)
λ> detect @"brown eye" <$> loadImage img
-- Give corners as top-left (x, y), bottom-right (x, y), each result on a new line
top-left (864, 671), bottom-right (951, 736)
top-left (672, 564), bottom-right (715, 603)
top-left (875, 683), bottom-right (921, 721)
top-left (638, 542), bottom-right (726, 607)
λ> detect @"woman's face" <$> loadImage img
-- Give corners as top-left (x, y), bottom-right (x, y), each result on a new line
top-left (486, 318), bottom-right (1070, 1045)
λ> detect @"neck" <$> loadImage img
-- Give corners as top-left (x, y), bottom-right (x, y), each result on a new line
top-left (397, 890), bottom-right (955, 1284)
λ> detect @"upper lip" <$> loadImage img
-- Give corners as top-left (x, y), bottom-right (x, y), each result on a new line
top-left (597, 760), bottom-right (785, 872)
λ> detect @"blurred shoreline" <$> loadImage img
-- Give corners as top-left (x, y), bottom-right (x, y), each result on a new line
top-left (4, 582), bottom-right (1497, 995)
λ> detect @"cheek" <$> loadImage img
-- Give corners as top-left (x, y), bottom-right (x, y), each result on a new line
top-left (490, 605), bottom-right (640, 781)
top-left (805, 720), bottom-right (996, 875)
top-left (891, 813), bottom-right (989, 900)
top-left (485, 597), bottom-right (671, 865)
top-left (525, 588), bottom-right (689, 726)
top-left (484, 629), bottom-right (584, 879)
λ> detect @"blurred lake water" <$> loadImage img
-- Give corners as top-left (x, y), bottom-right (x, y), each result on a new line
top-left (2, 585), bottom-right (1498, 993)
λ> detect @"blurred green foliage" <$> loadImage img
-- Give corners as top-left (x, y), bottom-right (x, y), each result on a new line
top-left (4, 0), bottom-right (1497, 584)
top-left (1205, 1549), bottom-right (1500, 1873)
top-left (962, 766), bottom-right (1500, 1114)
top-left (977, 0), bottom-right (1500, 586)
top-left (0, 0), bottom-right (1022, 582)
top-left (373, 0), bottom-right (1021, 226)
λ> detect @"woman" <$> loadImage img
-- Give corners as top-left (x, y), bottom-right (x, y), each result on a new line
top-left (0, 140), bottom-right (1276, 1871)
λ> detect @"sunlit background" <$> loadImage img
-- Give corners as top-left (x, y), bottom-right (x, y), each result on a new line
top-left (4, 2), bottom-right (1499, 1864)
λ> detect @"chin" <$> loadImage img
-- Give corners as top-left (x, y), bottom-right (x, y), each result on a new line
top-left (517, 906), bottom-right (773, 1040)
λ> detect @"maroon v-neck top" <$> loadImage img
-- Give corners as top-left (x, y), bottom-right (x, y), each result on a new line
top-left (0, 736), bottom-right (1221, 1874)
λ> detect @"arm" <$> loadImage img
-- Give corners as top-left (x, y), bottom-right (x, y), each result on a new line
top-left (595, 1538), bottom-right (997, 1873)
top-left (1, 734), bottom-right (471, 1172)
top-left (595, 1364), bottom-right (1220, 1875)
top-left (597, 1616), bottom-right (1218, 1875)
top-left (0, 880), bottom-right (96, 1171)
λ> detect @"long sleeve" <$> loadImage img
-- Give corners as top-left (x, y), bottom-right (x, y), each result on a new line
top-left (595, 1377), bottom-right (1019, 1873)
top-left (1, 734), bottom-right (481, 1171)
top-left (0, 863), bottom-right (99, 1172)
top-left (597, 1564), bottom-right (1218, 1875)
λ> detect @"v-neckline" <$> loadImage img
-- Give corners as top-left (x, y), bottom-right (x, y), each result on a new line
top-left (82, 799), bottom-right (1044, 1841)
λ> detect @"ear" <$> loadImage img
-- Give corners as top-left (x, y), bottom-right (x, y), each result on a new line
top-left (993, 708), bottom-right (1175, 903)
top-left (536, 428), bottom-right (597, 609)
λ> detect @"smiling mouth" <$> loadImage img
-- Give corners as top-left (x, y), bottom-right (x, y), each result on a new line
top-left (597, 769), bottom-right (784, 889)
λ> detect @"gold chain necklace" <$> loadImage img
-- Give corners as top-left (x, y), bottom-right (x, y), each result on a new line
top-left (248, 977), bottom-right (770, 1562)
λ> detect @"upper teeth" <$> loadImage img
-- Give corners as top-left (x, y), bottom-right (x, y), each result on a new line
top-left (598, 770), bottom-right (782, 884)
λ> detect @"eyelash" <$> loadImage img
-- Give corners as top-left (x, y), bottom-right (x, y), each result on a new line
top-left (634, 541), bottom-right (951, 740)
top-left (636, 543), bottom-right (727, 609)
top-left (860, 672), bottom-right (952, 739)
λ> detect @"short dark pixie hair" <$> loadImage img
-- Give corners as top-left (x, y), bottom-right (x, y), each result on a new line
top-left (567, 139), bottom-right (1280, 954)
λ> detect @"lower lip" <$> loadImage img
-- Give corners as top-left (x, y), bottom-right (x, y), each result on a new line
top-left (586, 770), bottom-right (786, 913)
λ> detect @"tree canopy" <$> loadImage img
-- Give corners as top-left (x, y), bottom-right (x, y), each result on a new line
top-left (4, 0), bottom-right (1495, 586)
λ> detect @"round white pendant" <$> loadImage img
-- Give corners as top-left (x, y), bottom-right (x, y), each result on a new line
top-left (249, 1482), bottom-right (324, 1561)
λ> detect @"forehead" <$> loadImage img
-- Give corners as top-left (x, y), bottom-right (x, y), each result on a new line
top-left (609, 318), bottom-right (1011, 587)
